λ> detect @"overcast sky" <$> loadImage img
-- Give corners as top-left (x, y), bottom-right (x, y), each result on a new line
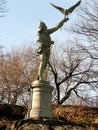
top-left (0, 0), bottom-right (84, 51)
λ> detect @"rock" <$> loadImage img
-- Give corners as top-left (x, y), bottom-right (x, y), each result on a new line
top-left (0, 125), bottom-right (7, 130)
top-left (0, 103), bottom-right (27, 120)
top-left (11, 118), bottom-right (88, 130)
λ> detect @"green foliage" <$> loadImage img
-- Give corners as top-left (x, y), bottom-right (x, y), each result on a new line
top-left (77, 119), bottom-right (89, 125)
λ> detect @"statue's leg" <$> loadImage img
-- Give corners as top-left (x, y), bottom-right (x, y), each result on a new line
top-left (44, 51), bottom-right (50, 69)
top-left (37, 53), bottom-right (46, 80)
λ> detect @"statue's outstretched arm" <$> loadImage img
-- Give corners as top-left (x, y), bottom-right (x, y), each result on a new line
top-left (48, 18), bottom-right (69, 34)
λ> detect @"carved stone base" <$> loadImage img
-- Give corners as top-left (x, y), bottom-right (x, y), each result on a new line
top-left (30, 80), bottom-right (54, 119)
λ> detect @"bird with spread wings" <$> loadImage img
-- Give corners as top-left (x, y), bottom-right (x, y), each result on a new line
top-left (50, 0), bottom-right (81, 18)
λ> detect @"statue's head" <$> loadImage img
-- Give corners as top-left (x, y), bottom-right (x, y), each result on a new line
top-left (38, 21), bottom-right (47, 30)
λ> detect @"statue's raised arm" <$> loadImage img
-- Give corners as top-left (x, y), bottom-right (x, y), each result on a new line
top-left (48, 17), bottom-right (69, 34)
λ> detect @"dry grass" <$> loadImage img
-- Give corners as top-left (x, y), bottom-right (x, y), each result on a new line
top-left (52, 104), bottom-right (98, 125)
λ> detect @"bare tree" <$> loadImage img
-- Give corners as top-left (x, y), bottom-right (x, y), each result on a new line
top-left (70, 0), bottom-right (98, 43)
top-left (48, 43), bottom-right (98, 105)
top-left (0, 45), bottom-right (38, 105)
top-left (0, 0), bottom-right (8, 17)
top-left (59, 0), bottom-right (98, 106)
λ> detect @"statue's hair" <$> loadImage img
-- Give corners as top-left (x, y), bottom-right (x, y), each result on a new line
top-left (39, 21), bottom-right (47, 29)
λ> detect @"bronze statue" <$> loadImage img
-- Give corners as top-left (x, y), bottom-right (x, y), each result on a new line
top-left (50, 0), bottom-right (81, 18)
top-left (36, 1), bottom-right (81, 80)
top-left (36, 18), bottom-right (69, 80)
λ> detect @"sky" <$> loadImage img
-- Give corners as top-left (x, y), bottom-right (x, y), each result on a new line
top-left (0, 0), bottom-right (84, 51)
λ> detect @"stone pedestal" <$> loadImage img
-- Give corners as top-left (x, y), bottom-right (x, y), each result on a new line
top-left (30, 80), bottom-right (54, 119)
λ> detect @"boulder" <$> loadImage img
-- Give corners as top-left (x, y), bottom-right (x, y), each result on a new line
top-left (11, 118), bottom-right (88, 130)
